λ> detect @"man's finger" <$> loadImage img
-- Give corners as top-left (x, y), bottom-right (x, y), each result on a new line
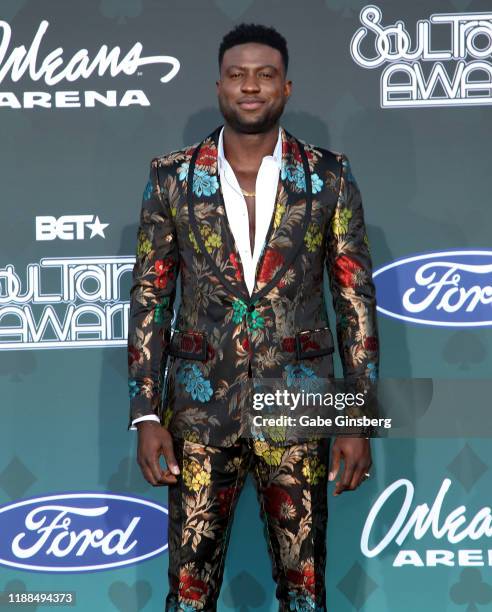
top-left (328, 445), bottom-right (341, 481)
top-left (334, 461), bottom-right (357, 496)
top-left (162, 435), bottom-right (180, 476)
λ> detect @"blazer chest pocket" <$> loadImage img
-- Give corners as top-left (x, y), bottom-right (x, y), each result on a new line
top-left (295, 326), bottom-right (334, 360)
top-left (168, 329), bottom-right (208, 361)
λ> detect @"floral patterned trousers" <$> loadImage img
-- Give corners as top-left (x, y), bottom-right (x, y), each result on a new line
top-left (165, 436), bottom-right (331, 612)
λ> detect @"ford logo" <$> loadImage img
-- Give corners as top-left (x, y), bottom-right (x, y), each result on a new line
top-left (373, 250), bottom-right (492, 327)
top-left (0, 492), bottom-right (168, 572)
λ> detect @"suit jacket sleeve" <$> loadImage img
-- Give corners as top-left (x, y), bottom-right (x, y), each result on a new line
top-left (127, 158), bottom-right (179, 430)
top-left (325, 153), bottom-right (379, 435)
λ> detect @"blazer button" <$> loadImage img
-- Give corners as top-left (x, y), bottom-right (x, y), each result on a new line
top-left (248, 303), bottom-right (256, 313)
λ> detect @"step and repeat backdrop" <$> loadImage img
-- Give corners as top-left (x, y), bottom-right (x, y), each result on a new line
top-left (1, 1), bottom-right (491, 610)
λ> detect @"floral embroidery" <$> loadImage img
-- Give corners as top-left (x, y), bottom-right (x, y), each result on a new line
top-left (232, 298), bottom-right (247, 324)
top-left (182, 458), bottom-right (211, 492)
top-left (143, 179), bottom-right (153, 201)
top-left (333, 254), bottom-right (365, 288)
top-left (136, 229), bottom-right (152, 257)
top-left (176, 363), bottom-right (213, 402)
top-left (154, 257), bottom-right (175, 289)
top-left (304, 222), bottom-right (323, 253)
top-left (258, 248), bottom-right (284, 283)
top-left (331, 206), bottom-right (352, 238)
top-left (311, 173), bottom-right (323, 193)
top-left (154, 296), bottom-right (170, 323)
top-left (301, 456), bottom-right (327, 485)
top-left (128, 379), bottom-right (139, 399)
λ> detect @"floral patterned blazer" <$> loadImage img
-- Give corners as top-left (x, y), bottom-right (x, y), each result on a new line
top-left (127, 124), bottom-right (379, 446)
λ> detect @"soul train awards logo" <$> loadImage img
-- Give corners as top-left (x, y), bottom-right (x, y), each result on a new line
top-left (351, 5), bottom-right (492, 108)
top-left (361, 477), bottom-right (492, 568)
top-left (0, 19), bottom-right (180, 109)
top-left (0, 256), bottom-right (135, 349)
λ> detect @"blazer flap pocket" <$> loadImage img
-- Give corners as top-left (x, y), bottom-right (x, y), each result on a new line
top-left (168, 329), bottom-right (208, 361)
top-left (295, 326), bottom-right (334, 360)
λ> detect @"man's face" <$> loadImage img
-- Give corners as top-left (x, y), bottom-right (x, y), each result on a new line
top-left (217, 42), bottom-right (291, 134)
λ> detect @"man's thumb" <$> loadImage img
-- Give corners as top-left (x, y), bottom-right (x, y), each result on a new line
top-left (162, 439), bottom-right (180, 475)
top-left (328, 447), bottom-right (340, 481)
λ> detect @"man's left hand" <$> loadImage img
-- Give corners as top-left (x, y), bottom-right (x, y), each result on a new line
top-left (328, 437), bottom-right (372, 496)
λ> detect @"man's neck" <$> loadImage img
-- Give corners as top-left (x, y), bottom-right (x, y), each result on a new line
top-left (222, 123), bottom-right (279, 172)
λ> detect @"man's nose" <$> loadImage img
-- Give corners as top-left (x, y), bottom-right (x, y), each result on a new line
top-left (241, 74), bottom-right (261, 91)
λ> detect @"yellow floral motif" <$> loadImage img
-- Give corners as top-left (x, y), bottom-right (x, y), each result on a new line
top-left (188, 225), bottom-right (222, 254)
top-left (136, 229), bottom-right (152, 257)
top-left (183, 429), bottom-right (200, 443)
top-left (363, 232), bottom-right (370, 250)
top-left (304, 222), bottom-right (323, 253)
top-left (189, 229), bottom-right (200, 253)
top-left (302, 456), bottom-right (327, 485)
top-left (274, 202), bottom-right (286, 229)
top-left (331, 206), bottom-right (352, 238)
top-left (253, 440), bottom-right (284, 466)
top-left (162, 405), bottom-right (173, 428)
top-left (170, 206), bottom-right (177, 218)
top-left (182, 459), bottom-right (211, 492)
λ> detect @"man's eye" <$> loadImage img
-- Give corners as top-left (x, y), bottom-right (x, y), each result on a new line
top-left (259, 72), bottom-right (273, 78)
top-left (230, 73), bottom-right (242, 78)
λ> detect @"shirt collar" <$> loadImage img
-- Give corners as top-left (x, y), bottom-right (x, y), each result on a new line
top-left (217, 125), bottom-right (283, 172)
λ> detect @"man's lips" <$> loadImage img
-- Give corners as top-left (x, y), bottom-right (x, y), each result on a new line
top-left (238, 100), bottom-right (265, 110)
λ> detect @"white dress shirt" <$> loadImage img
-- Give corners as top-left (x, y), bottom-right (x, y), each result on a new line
top-left (131, 126), bottom-right (282, 429)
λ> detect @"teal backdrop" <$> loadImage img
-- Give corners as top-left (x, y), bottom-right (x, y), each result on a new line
top-left (1, 1), bottom-right (492, 610)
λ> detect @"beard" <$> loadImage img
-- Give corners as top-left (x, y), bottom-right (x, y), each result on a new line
top-left (218, 95), bottom-right (286, 134)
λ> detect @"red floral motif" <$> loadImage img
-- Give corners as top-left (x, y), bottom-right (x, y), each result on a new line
top-left (258, 249), bottom-right (284, 283)
top-left (195, 145), bottom-right (215, 167)
top-left (282, 337), bottom-right (295, 353)
top-left (179, 569), bottom-right (209, 601)
top-left (263, 485), bottom-right (294, 520)
top-left (299, 333), bottom-right (321, 353)
top-left (285, 563), bottom-right (316, 595)
top-left (241, 337), bottom-right (250, 352)
top-left (290, 141), bottom-right (308, 164)
top-left (180, 332), bottom-right (204, 356)
top-left (206, 344), bottom-right (215, 360)
top-left (364, 336), bottom-right (378, 351)
top-left (154, 257), bottom-right (175, 289)
top-left (128, 345), bottom-right (140, 367)
top-left (333, 254), bottom-right (364, 288)
top-left (229, 252), bottom-right (243, 281)
top-left (217, 486), bottom-right (236, 515)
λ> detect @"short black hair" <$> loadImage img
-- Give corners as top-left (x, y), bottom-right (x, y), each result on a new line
top-left (218, 23), bottom-right (289, 75)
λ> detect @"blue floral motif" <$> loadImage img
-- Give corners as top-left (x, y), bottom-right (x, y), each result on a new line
top-left (177, 363), bottom-right (213, 402)
top-left (177, 161), bottom-right (189, 181)
top-left (193, 169), bottom-right (219, 197)
top-left (342, 157), bottom-right (357, 185)
top-left (284, 363), bottom-right (318, 391)
top-left (288, 590), bottom-right (324, 611)
top-left (143, 179), bottom-right (153, 201)
top-left (281, 162), bottom-right (306, 190)
top-left (311, 173), bottom-right (323, 193)
top-left (128, 379), bottom-right (140, 398)
top-left (367, 361), bottom-right (378, 382)
top-left (167, 600), bottom-right (200, 612)
top-left (177, 161), bottom-right (219, 196)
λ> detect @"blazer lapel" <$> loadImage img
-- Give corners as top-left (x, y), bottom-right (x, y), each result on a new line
top-left (250, 126), bottom-right (313, 303)
top-left (186, 124), bottom-right (313, 305)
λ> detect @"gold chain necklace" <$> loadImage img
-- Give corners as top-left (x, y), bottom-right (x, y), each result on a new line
top-left (240, 187), bottom-right (255, 197)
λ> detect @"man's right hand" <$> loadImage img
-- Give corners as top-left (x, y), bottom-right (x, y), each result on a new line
top-left (136, 421), bottom-right (180, 486)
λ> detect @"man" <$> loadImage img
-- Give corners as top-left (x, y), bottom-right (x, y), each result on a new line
top-left (127, 23), bottom-right (379, 612)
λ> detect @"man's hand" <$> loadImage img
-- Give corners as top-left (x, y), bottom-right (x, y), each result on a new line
top-left (328, 437), bottom-right (372, 496)
top-left (136, 421), bottom-right (180, 486)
